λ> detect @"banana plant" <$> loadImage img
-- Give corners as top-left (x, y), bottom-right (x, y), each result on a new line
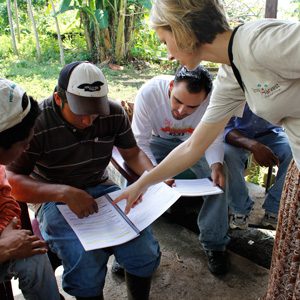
top-left (56, 0), bottom-right (150, 63)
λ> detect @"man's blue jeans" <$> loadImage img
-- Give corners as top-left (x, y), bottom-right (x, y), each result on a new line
top-left (37, 184), bottom-right (161, 298)
top-left (150, 136), bottom-right (230, 251)
top-left (224, 131), bottom-right (292, 216)
top-left (0, 254), bottom-right (60, 300)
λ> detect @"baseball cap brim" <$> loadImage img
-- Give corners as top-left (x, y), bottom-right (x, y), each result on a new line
top-left (66, 91), bottom-right (110, 115)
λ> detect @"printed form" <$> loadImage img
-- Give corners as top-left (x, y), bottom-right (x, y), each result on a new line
top-left (58, 178), bottom-right (222, 251)
top-left (58, 182), bottom-right (181, 251)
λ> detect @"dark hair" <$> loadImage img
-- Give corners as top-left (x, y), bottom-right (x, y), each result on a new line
top-left (56, 85), bottom-right (68, 109)
top-left (174, 65), bottom-right (212, 95)
top-left (0, 94), bottom-right (40, 149)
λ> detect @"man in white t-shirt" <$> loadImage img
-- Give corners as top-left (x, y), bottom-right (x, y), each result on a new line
top-left (132, 65), bottom-right (230, 275)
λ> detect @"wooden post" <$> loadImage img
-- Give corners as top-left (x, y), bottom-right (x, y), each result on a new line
top-left (265, 0), bottom-right (278, 18)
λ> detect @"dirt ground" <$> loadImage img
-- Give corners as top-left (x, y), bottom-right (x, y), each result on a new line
top-left (12, 179), bottom-right (271, 300)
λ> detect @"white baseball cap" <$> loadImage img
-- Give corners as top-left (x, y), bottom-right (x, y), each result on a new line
top-left (0, 79), bottom-right (31, 133)
top-left (58, 61), bottom-right (110, 115)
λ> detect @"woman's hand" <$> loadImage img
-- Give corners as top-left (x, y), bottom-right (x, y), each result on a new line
top-left (164, 178), bottom-right (175, 187)
top-left (113, 181), bottom-right (148, 214)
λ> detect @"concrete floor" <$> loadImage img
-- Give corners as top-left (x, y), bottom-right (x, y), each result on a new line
top-left (13, 181), bottom-right (270, 300)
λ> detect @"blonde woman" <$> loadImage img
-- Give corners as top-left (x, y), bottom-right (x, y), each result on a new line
top-left (114, 0), bottom-right (300, 299)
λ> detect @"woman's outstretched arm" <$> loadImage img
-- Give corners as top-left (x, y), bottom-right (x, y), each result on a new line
top-left (114, 116), bottom-right (231, 213)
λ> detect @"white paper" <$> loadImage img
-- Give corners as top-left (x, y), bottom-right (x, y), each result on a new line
top-left (114, 182), bottom-right (181, 232)
top-left (57, 182), bottom-right (181, 251)
top-left (173, 178), bottom-right (223, 196)
top-left (57, 196), bottom-right (138, 251)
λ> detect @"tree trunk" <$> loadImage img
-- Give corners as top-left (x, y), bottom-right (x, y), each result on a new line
top-left (124, 11), bottom-right (135, 57)
top-left (104, 28), bottom-right (112, 52)
top-left (80, 11), bottom-right (104, 63)
top-left (80, 11), bottom-right (93, 53)
top-left (265, 0), bottom-right (278, 18)
top-left (50, 0), bottom-right (65, 65)
top-left (93, 21), bottom-right (104, 63)
top-left (27, 0), bottom-right (41, 60)
top-left (13, 0), bottom-right (21, 42)
top-left (115, 0), bottom-right (126, 63)
top-left (6, 0), bottom-right (18, 56)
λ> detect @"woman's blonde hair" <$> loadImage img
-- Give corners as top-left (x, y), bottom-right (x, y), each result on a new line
top-left (150, 0), bottom-right (230, 51)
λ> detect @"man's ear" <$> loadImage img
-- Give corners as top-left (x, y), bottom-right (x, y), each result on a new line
top-left (169, 80), bottom-right (174, 93)
top-left (53, 92), bottom-right (63, 108)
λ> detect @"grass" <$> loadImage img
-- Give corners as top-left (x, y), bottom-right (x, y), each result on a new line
top-left (0, 58), bottom-right (176, 102)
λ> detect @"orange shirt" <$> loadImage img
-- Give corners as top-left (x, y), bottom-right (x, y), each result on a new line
top-left (0, 165), bottom-right (21, 233)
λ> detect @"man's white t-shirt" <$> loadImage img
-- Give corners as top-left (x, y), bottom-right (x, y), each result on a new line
top-left (202, 19), bottom-right (300, 170)
top-left (132, 75), bottom-right (224, 166)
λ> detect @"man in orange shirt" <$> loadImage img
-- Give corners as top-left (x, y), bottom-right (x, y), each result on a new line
top-left (0, 78), bottom-right (60, 300)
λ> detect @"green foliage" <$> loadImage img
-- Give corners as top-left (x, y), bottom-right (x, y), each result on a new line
top-left (130, 16), bottom-right (166, 61)
top-left (224, 0), bottom-right (265, 24)
top-left (0, 35), bottom-right (13, 59)
top-left (58, 0), bottom-right (72, 13)
top-left (245, 164), bottom-right (263, 185)
top-left (0, 29), bottom-right (90, 63)
top-left (131, 0), bottom-right (151, 10)
top-left (63, 34), bottom-right (92, 62)
top-left (0, 3), bottom-right (8, 32)
top-left (1, 0), bottom-right (299, 67)
top-left (95, 9), bottom-right (108, 29)
top-left (0, 59), bottom-right (61, 100)
top-left (245, 163), bottom-right (273, 187)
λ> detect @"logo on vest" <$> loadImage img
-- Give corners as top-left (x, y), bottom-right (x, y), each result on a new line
top-left (252, 82), bottom-right (280, 97)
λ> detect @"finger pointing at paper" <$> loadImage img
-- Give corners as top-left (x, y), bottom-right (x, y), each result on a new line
top-left (113, 181), bottom-right (148, 214)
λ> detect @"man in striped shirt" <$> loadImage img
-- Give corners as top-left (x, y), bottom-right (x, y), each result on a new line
top-left (7, 61), bottom-right (161, 300)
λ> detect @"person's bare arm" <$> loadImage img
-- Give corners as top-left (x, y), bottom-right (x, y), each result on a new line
top-left (7, 172), bottom-right (98, 218)
top-left (226, 129), bottom-right (279, 167)
top-left (118, 145), bottom-right (154, 176)
top-left (114, 117), bottom-right (231, 213)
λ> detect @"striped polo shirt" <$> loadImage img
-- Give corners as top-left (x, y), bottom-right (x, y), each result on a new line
top-left (8, 96), bottom-right (136, 189)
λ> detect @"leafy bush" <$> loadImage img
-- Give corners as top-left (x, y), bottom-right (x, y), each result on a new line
top-left (63, 34), bottom-right (92, 63)
top-left (0, 29), bottom-right (91, 63)
top-left (0, 35), bottom-right (13, 59)
top-left (129, 15), bottom-right (170, 64)
top-left (0, 2), bottom-right (8, 32)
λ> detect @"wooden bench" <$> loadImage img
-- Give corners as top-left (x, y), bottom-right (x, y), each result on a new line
top-left (111, 147), bottom-right (139, 184)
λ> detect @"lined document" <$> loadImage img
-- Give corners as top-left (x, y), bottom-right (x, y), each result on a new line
top-left (58, 182), bottom-right (181, 251)
top-left (173, 178), bottom-right (223, 196)
top-left (58, 196), bottom-right (138, 250)
top-left (58, 178), bottom-right (222, 251)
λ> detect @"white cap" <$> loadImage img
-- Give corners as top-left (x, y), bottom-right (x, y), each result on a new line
top-left (58, 61), bottom-right (110, 115)
top-left (0, 79), bottom-right (31, 133)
